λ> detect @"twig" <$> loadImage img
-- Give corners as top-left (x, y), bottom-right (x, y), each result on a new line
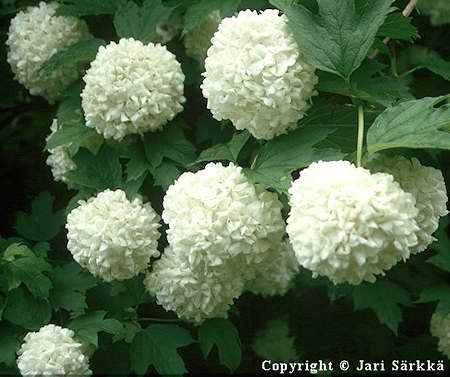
top-left (369, 0), bottom-right (419, 59)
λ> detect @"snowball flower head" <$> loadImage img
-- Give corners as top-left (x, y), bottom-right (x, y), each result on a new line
top-left (184, 11), bottom-right (221, 66)
top-left (367, 154), bottom-right (448, 254)
top-left (81, 38), bottom-right (185, 141)
top-left (286, 160), bottom-right (420, 285)
top-left (419, 0), bottom-right (450, 26)
top-left (246, 240), bottom-right (299, 297)
top-left (162, 162), bottom-right (285, 276)
top-left (45, 119), bottom-right (76, 185)
top-left (6, 1), bottom-right (89, 101)
top-left (144, 247), bottom-right (244, 323)
top-left (201, 9), bottom-right (318, 140)
top-left (66, 189), bottom-right (161, 281)
top-left (430, 310), bottom-right (450, 359)
top-left (17, 324), bottom-right (91, 376)
top-left (252, 317), bottom-right (299, 362)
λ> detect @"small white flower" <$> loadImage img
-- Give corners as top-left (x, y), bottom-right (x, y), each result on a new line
top-left (430, 310), bottom-right (450, 359)
top-left (246, 240), bottom-right (299, 297)
top-left (287, 160), bottom-right (420, 285)
top-left (66, 189), bottom-right (161, 282)
top-left (144, 246), bottom-right (244, 323)
top-left (45, 119), bottom-right (77, 185)
top-left (367, 154), bottom-right (448, 254)
top-left (149, 13), bottom-right (182, 45)
top-left (418, 0), bottom-right (450, 26)
top-left (162, 162), bottom-right (285, 277)
top-left (17, 324), bottom-right (92, 376)
top-left (201, 9), bottom-right (318, 140)
top-left (184, 11), bottom-right (221, 67)
top-left (6, 1), bottom-right (89, 101)
top-left (81, 38), bottom-right (185, 141)
top-left (252, 317), bottom-right (299, 362)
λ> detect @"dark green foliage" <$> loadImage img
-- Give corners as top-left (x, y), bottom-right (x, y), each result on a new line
top-left (130, 324), bottom-right (194, 374)
top-left (198, 318), bottom-right (242, 372)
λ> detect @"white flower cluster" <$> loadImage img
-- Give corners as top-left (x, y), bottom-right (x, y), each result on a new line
top-left (144, 246), bottom-right (245, 323)
top-left (430, 310), bottom-right (450, 359)
top-left (161, 162), bottom-right (285, 272)
top-left (419, 0), bottom-right (450, 26)
top-left (17, 324), bottom-right (92, 376)
top-left (45, 119), bottom-right (76, 185)
top-left (6, 1), bottom-right (89, 101)
top-left (287, 160), bottom-right (420, 285)
top-left (66, 189), bottom-right (161, 282)
top-left (184, 11), bottom-right (221, 67)
top-left (367, 154), bottom-right (448, 254)
top-left (81, 38), bottom-right (185, 141)
top-left (252, 317), bottom-right (299, 362)
top-left (145, 162), bottom-right (292, 323)
top-left (246, 240), bottom-right (299, 297)
top-left (201, 9), bottom-right (318, 140)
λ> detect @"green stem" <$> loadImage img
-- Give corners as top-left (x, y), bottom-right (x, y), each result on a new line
top-left (398, 65), bottom-right (423, 79)
top-left (357, 105), bottom-right (364, 167)
top-left (138, 317), bottom-right (181, 323)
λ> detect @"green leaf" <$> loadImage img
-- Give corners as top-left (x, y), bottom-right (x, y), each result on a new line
top-left (126, 142), bottom-right (150, 182)
top-left (317, 60), bottom-right (414, 106)
top-left (367, 96), bottom-right (450, 155)
top-left (270, 0), bottom-right (395, 79)
top-left (182, 0), bottom-right (241, 35)
top-left (198, 319), bottom-right (241, 373)
top-left (152, 161), bottom-right (181, 190)
top-left (0, 323), bottom-right (23, 367)
top-left (45, 121), bottom-right (98, 151)
top-left (353, 281), bottom-right (410, 334)
top-left (427, 217), bottom-right (450, 273)
top-left (40, 38), bottom-right (106, 78)
top-left (195, 131), bottom-right (250, 164)
top-left (15, 192), bottom-right (65, 242)
top-left (144, 122), bottom-right (196, 168)
top-left (65, 145), bottom-right (123, 190)
top-left (130, 324), bottom-right (193, 375)
top-left (2, 243), bottom-right (52, 298)
top-left (55, 0), bottom-right (124, 17)
top-left (377, 13), bottom-right (419, 41)
top-left (68, 310), bottom-right (124, 347)
top-left (114, 0), bottom-right (176, 42)
top-left (423, 55), bottom-right (450, 81)
top-left (417, 284), bottom-right (450, 315)
top-left (49, 262), bottom-right (98, 312)
top-left (3, 286), bottom-right (52, 330)
top-left (33, 242), bottom-right (50, 258)
top-left (244, 127), bottom-right (344, 193)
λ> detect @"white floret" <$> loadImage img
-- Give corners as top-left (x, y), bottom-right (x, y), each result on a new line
top-left (430, 310), bottom-right (450, 359)
top-left (252, 317), bottom-right (299, 362)
top-left (201, 9), bottom-right (318, 140)
top-left (81, 38), bottom-right (185, 141)
top-left (246, 240), bottom-right (299, 297)
top-left (419, 0), bottom-right (450, 26)
top-left (144, 247), bottom-right (244, 323)
top-left (45, 119), bottom-right (76, 185)
top-left (6, 1), bottom-right (89, 101)
top-left (184, 11), bottom-right (221, 67)
top-left (162, 162), bottom-right (285, 277)
top-left (17, 324), bottom-right (92, 376)
top-left (367, 154), bottom-right (448, 254)
top-left (286, 160), bottom-right (420, 285)
top-left (66, 189), bottom-right (161, 282)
